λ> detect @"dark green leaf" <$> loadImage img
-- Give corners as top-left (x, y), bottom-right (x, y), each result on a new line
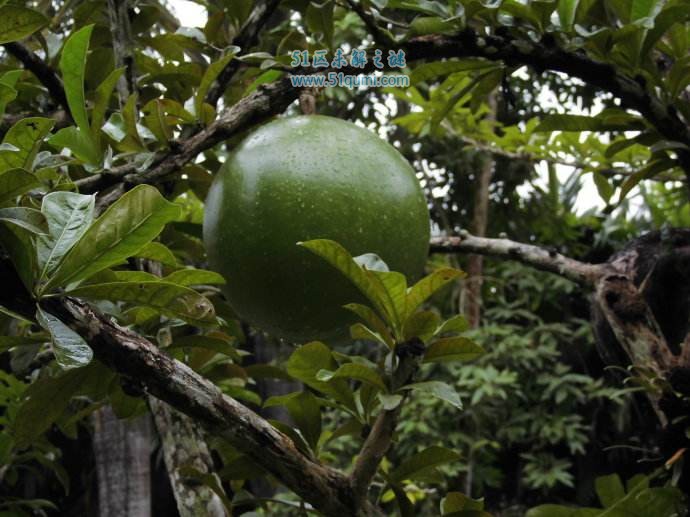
top-left (0, 5), bottom-right (48, 44)
top-left (59, 25), bottom-right (94, 133)
top-left (424, 337), bottom-right (484, 363)
top-left (316, 363), bottom-right (387, 392)
top-left (388, 446), bottom-right (461, 483)
top-left (0, 117), bottom-right (55, 172)
top-left (36, 306), bottom-right (93, 369)
top-left (0, 207), bottom-right (47, 234)
top-left (0, 168), bottom-right (40, 203)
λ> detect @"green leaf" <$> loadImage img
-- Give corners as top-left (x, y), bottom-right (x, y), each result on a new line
top-left (37, 191), bottom-right (95, 287)
top-left (535, 114), bottom-right (643, 132)
top-left (42, 185), bottom-right (181, 293)
top-left (169, 335), bottom-right (238, 360)
top-left (403, 310), bottom-right (441, 342)
top-left (405, 267), bottom-right (464, 320)
top-left (618, 158), bottom-right (676, 202)
top-left (13, 366), bottom-right (93, 448)
top-left (0, 223), bottom-right (35, 290)
top-left (525, 505), bottom-right (594, 517)
top-left (36, 306), bottom-right (93, 369)
top-left (163, 268), bottom-right (225, 286)
top-left (343, 302), bottom-right (394, 347)
top-left (378, 393), bottom-right (403, 410)
top-left (195, 49), bottom-right (238, 118)
top-left (350, 322), bottom-right (391, 348)
top-left (631, 0), bottom-right (662, 21)
top-left (410, 59), bottom-right (497, 84)
top-left (0, 168), bottom-right (40, 203)
top-left (264, 391), bottom-right (322, 451)
top-left (557, 0), bottom-right (580, 30)
top-left (0, 207), bottom-right (47, 234)
top-left (92, 67), bottom-right (125, 141)
top-left (305, 0), bottom-right (334, 48)
top-left (441, 492), bottom-right (486, 514)
top-left (403, 381), bottom-right (463, 410)
top-left (424, 337), bottom-right (484, 363)
top-left (0, 117), bottom-right (55, 173)
top-left (299, 239), bottom-right (400, 330)
top-left (286, 341), bottom-right (356, 410)
top-left (0, 83), bottom-right (17, 120)
top-left (48, 126), bottom-right (101, 164)
top-left (316, 363), bottom-right (387, 392)
top-left (388, 446), bottom-right (461, 484)
top-left (595, 473), bottom-right (626, 507)
top-left (66, 281), bottom-right (216, 325)
top-left (434, 314), bottom-right (469, 336)
top-left (0, 5), bottom-right (48, 44)
top-left (60, 24), bottom-right (94, 133)
top-left (134, 241), bottom-right (178, 267)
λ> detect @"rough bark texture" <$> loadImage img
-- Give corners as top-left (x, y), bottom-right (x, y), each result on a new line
top-left (91, 406), bottom-right (152, 517)
top-left (149, 398), bottom-right (227, 517)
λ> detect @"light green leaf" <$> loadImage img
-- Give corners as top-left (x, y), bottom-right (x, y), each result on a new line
top-left (59, 24), bottom-right (93, 133)
top-left (0, 117), bottom-right (55, 172)
top-left (535, 114), bottom-right (643, 132)
top-left (42, 185), bottom-right (181, 293)
top-left (0, 168), bottom-right (40, 203)
top-left (299, 239), bottom-right (399, 330)
top-left (405, 267), bottom-right (464, 320)
top-left (36, 306), bottom-right (93, 369)
top-left (91, 67), bottom-right (125, 141)
top-left (66, 281), bottom-right (216, 325)
top-left (316, 363), bottom-right (387, 392)
top-left (631, 0), bottom-right (662, 21)
top-left (163, 268), bottom-right (225, 286)
top-left (388, 446), bottom-right (461, 484)
top-left (378, 393), bottom-right (403, 410)
top-left (434, 314), bottom-right (469, 336)
top-left (195, 49), bottom-right (238, 118)
top-left (618, 158), bottom-right (676, 202)
top-left (350, 322), bottom-right (391, 348)
top-left (48, 125), bottom-right (101, 165)
top-left (0, 5), bottom-right (48, 44)
top-left (0, 83), bottom-right (17, 119)
top-left (37, 191), bottom-right (95, 287)
top-left (0, 207), bottom-right (47, 234)
top-left (557, 0), bottom-right (580, 30)
top-left (424, 337), bottom-right (484, 363)
top-left (403, 381), bottom-right (463, 410)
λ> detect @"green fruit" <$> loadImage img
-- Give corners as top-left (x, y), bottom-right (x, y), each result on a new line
top-left (203, 115), bottom-right (430, 342)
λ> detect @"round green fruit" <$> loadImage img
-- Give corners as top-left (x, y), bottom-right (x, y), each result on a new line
top-left (203, 115), bottom-right (430, 342)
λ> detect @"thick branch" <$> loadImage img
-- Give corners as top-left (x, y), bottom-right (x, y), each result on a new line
top-left (430, 233), bottom-right (605, 286)
top-left (205, 0), bottom-right (282, 107)
top-left (3, 42), bottom-right (69, 115)
top-left (42, 297), bottom-right (366, 517)
top-left (75, 77), bottom-right (300, 196)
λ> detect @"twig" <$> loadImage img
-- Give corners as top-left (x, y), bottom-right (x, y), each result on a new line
top-left (205, 0), bottom-right (282, 107)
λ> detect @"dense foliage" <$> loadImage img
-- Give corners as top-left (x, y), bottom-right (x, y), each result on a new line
top-left (0, 0), bottom-right (689, 515)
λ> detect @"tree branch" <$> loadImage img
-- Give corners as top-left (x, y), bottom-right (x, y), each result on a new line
top-left (106, 0), bottom-right (136, 104)
top-left (430, 233), bottom-right (605, 286)
top-left (41, 296), bottom-right (371, 516)
top-left (404, 30), bottom-right (690, 185)
top-left (3, 42), bottom-right (69, 115)
top-left (205, 0), bottom-right (282, 107)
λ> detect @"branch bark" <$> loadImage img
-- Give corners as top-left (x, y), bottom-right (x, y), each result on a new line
top-left (430, 233), bottom-right (605, 286)
top-left (3, 42), bottom-right (69, 115)
top-left (41, 296), bottom-right (371, 517)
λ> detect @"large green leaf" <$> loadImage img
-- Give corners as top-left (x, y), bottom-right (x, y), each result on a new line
top-left (36, 191), bottom-right (95, 288)
top-left (195, 49), bottom-right (238, 117)
top-left (66, 281), bottom-right (216, 325)
top-left (0, 223), bottom-right (34, 291)
top-left (286, 341), bottom-right (356, 410)
top-left (299, 239), bottom-right (400, 331)
top-left (59, 25), bottom-right (94, 134)
top-left (163, 268), bottom-right (225, 286)
top-left (0, 168), bottom-right (40, 203)
top-left (264, 390), bottom-right (322, 451)
top-left (36, 306), bottom-right (93, 369)
top-left (42, 185), bottom-right (181, 293)
top-left (0, 5), bottom-right (48, 44)
top-left (91, 67), bottom-right (125, 141)
top-left (48, 126), bottom-right (101, 165)
top-left (557, 0), bottom-right (580, 30)
top-left (405, 268), bottom-right (464, 321)
top-left (402, 381), bottom-right (463, 410)
top-left (388, 446), bottom-right (461, 484)
top-left (316, 363), bottom-right (387, 392)
top-left (0, 117), bottom-right (55, 173)
top-left (0, 207), bottom-right (47, 234)
top-left (410, 59), bottom-right (498, 84)
top-left (424, 337), bottom-right (485, 363)
top-left (403, 310), bottom-right (441, 342)
top-left (343, 302), bottom-right (394, 347)
top-left (13, 365), bottom-right (93, 448)
top-left (595, 474), bottom-right (626, 507)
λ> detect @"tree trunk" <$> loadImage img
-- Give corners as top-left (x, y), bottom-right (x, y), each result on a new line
top-left (91, 406), bottom-right (152, 517)
top-left (464, 92), bottom-right (496, 328)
